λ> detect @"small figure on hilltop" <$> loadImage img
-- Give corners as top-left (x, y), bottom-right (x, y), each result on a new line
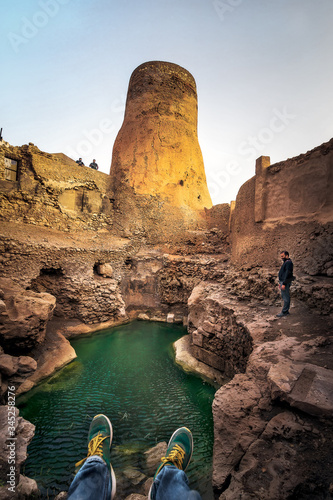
top-left (89, 159), bottom-right (99, 170)
top-left (277, 250), bottom-right (294, 317)
top-left (76, 158), bottom-right (85, 166)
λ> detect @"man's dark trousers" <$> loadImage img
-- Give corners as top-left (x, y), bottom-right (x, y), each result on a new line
top-left (280, 282), bottom-right (291, 314)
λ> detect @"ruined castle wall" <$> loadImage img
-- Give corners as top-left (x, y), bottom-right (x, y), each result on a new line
top-left (0, 143), bottom-right (114, 232)
top-left (231, 139), bottom-right (333, 276)
top-left (204, 203), bottom-right (230, 232)
top-left (0, 227), bottom-right (132, 326)
top-left (263, 141), bottom-right (333, 224)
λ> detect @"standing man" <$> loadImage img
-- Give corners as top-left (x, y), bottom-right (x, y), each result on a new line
top-left (76, 158), bottom-right (85, 166)
top-left (89, 159), bottom-right (99, 170)
top-left (277, 250), bottom-right (294, 317)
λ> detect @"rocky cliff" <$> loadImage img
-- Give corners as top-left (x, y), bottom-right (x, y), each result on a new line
top-left (187, 281), bottom-right (333, 499)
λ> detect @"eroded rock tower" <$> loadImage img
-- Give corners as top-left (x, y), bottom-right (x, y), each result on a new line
top-left (110, 61), bottom-right (212, 240)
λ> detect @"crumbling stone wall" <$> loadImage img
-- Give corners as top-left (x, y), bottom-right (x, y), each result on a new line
top-left (0, 143), bottom-right (114, 233)
top-left (187, 282), bottom-right (253, 378)
top-left (0, 229), bottom-right (132, 326)
top-left (205, 203), bottom-right (230, 232)
top-left (230, 139), bottom-right (333, 276)
top-left (0, 277), bottom-right (56, 353)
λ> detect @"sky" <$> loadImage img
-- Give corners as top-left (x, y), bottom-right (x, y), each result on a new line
top-left (1, 0), bottom-right (333, 204)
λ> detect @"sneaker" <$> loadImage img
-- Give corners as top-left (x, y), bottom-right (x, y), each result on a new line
top-left (75, 414), bottom-right (116, 499)
top-left (149, 427), bottom-right (193, 500)
top-left (276, 312), bottom-right (289, 317)
top-left (155, 427), bottom-right (193, 477)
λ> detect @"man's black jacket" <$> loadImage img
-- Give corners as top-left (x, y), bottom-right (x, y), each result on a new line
top-left (278, 259), bottom-right (294, 285)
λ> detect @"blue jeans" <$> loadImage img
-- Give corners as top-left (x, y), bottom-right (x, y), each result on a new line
top-left (151, 465), bottom-right (202, 499)
top-left (67, 458), bottom-right (202, 500)
top-left (67, 457), bottom-right (111, 500)
top-left (280, 282), bottom-right (291, 314)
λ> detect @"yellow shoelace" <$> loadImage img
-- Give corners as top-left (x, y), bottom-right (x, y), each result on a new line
top-left (75, 432), bottom-right (110, 468)
top-left (161, 444), bottom-right (185, 470)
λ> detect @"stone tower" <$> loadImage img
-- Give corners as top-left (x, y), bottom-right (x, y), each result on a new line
top-left (110, 61), bottom-right (212, 241)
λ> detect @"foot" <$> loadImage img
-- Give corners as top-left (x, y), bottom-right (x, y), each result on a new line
top-left (75, 414), bottom-right (116, 499)
top-left (149, 427), bottom-right (193, 500)
top-left (276, 312), bottom-right (289, 317)
top-left (155, 427), bottom-right (193, 478)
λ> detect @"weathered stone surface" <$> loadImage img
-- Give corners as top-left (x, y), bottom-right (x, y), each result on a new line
top-left (96, 263), bottom-right (113, 277)
top-left (0, 354), bottom-right (37, 378)
top-left (220, 411), bottom-right (333, 500)
top-left (111, 61), bottom-right (212, 210)
top-left (142, 477), bottom-right (153, 496)
top-left (188, 282), bottom-right (253, 379)
top-left (189, 280), bottom-right (333, 498)
top-left (0, 142), bottom-right (114, 234)
top-left (144, 441), bottom-right (167, 476)
top-left (269, 362), bottom-right (333, 417)
top-left (0, 354), bottom-right (17, 376)
top-left (174, 334), bottom-right (226, 386)
top-left (109, 61), bottom-right (212, 242)
top-left (122, 467), bottom-right (147, 486)
top-left (0, 277), bottom-right (56, 351)
top-left (16, 475), bottom-right (40, 498)
top-left (192, 330), bottom-right (203, 347)
top-left (166, 313), bottom-right (174, 323)
top-left (230, 139), bottom-right (333, 280)
top-left (0, 407), bottom-right (35, 486)
top-left (17, 324), bottom-right (76, 396)
top-left (54, 493), bottom-right (68, 500)
top-left (212, 374), bottom-right (270, 489)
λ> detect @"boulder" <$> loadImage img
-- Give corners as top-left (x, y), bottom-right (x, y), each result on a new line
top-left (122, 467), bottom-right (147, 486)
top-left (16, 475), bottom-right (40, 498)
top-left (54, 493), bottom-right (68, 500)
top-left (268, 362), bottom-right (333, 417)
top-left (0, 278), bottom-right (56, 351)
top-left (96, 263), bottom-right (113, 277)
top-left (144, 441), bottom-right (167, 476)
top-left (0, 406), bottom-right (35, 486)
top-left (0, 355), bottom-right (37, 378)
top-left (0, 355), bottom-right (17, 377)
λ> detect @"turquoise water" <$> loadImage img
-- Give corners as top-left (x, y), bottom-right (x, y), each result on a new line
top-left (18, 321), bottom-right (216, 499)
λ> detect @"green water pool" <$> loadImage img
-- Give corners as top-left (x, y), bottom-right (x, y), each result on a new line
top-left (18, 321), bottom-right (216, 499)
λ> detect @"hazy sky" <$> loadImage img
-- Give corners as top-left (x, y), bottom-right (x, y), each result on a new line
top-left (1, 0), bottom-right (332, 204)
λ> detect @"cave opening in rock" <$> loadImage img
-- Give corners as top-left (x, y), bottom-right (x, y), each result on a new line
top-left (93, 262), bottom-right (101, 275)
top-left (124, 257), bottom-right (133, 268)
top-left (28, 267), bottom-right (65, 317)
top-left (28, 267), bottom-right (64, 293)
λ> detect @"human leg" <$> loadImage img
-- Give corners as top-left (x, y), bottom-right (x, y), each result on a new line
top-left (281, 283), bottom-right (291, 314)
top-left (149, 427), bottom-right (202, 500)
top-left (67, 456), bottom-right (112, 500)
top-left (67, 414), bottom-right (116, 500)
